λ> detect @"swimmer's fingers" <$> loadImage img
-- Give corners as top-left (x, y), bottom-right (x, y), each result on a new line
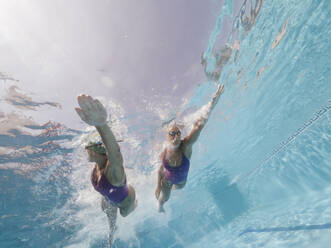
top-left (155, 187), bottom-right (160, 199)
top-left (215, 84), bottom-right (224, 96)
top-left (77, 95), bottom-right (103, 113)
top-left (84, 95), bottom-right (94, 109)
top-left (75, 107), bottom-right (98, 126)
top-left (211, 84), bottom-right (224, 106)
top-left (77, 94), bottom-right (92, 111)
top-left (79, 95), bottom-right (101, 114)
top-left (90, 99), bottom-right (108, 125)
top-left (93, 98), bottom-right (108, 116)
top-left (218, 84), bottom-right (224, 94)
top-left (79, 96), bottom-right (107, 115)
top-left (75, 107), bottom-right (89, 123)
top-left (76, 95), bottom-right (107, 126)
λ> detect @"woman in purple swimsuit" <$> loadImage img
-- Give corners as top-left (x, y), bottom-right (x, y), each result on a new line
top-left (155, 84), bottom-right (224, 212)
top-left (75, 95), bottom-right (137, 244)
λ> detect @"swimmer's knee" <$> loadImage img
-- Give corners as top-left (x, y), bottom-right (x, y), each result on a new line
top-left (160, 196), bottom-right (169, 204)
top-left (119, 207), bottom-right (129, 217)
top-left (119, 186), bottom-right (137, 217)
top-left (174, 183), bottom-right (186, 190)
top-left (160, 190), bottom-right (171, 203)
top-left (119, 201), bottom-right (136, 217)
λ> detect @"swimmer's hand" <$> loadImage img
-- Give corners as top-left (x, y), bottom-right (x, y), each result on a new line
top-left (75, 94), bottom-right (107, 127)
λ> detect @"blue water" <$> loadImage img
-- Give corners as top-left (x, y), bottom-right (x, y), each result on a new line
top-left (1, 0), bottom-right (331, 247)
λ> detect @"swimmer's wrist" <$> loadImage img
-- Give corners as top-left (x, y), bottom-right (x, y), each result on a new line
top-left (196, 117), bottom-right (207, 127)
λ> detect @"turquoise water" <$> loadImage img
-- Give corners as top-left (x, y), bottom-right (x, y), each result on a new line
top-left (1, 0), bottom-right (330, 247)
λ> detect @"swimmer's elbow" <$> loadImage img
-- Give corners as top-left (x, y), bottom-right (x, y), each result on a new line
top-left (119, 209), bottom-right (129, 217)
top-left (195, 117), bottom-right (207, 129)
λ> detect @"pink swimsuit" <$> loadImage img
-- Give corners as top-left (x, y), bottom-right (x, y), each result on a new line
top-left (91, 167), bottom-right (129, 205)
top-left (163, 152), bottom-right (190, 184)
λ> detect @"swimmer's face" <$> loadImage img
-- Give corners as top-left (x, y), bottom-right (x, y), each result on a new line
top-left (167, 126), bottom-right (181, 147)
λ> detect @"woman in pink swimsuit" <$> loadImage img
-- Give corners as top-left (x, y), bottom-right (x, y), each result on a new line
top-left (75, 95), bottom-right (137, 245)
top-left (155, 84), bottom-right (225, 212)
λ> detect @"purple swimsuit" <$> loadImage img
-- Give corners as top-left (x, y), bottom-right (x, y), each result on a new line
top-left (163, 152), bottom-right (190, 184)
top-left (91, 167), bottom-right (129, 205)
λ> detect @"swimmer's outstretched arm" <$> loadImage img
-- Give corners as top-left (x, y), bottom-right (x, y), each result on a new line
top-left (75, 95), bottom-right (125, 181)
top-left (184, 84), bottom-right (224, 146)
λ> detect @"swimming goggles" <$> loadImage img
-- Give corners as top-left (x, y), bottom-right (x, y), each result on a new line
top-left (85, 141), bottom-right (103, 149)
top-left (85, 141), bottom-right (107, 155)
top-left (168, 130), bottom-right (181, 137)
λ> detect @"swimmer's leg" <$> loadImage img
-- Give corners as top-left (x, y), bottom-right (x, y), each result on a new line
top-left (173, 180), bottom-right (186, 190)
top-left (119, 185), bottom-right (137, 217)
top-left (158, 179), bottom-right (172, 212)
top-left (101, 197), bottom-right (118, 246)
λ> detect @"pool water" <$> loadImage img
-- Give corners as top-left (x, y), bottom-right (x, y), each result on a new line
top-left (1, 0), bottom-right (330, 247)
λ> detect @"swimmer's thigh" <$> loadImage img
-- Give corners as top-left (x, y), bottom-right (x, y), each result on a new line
top-left (119, 185), bottom-right (136, 217)
top-left (160, 178), bottom-right (173, 201)
top-left (101, 197), bottom-right (118, 219)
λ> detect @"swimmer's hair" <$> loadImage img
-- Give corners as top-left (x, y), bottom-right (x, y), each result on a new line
top-left (167, 121), bottom-right (185, 131)
top-left (161, 117), bottom-right (176, 128)
top-left (168, 120), bottom-right (177, 130)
